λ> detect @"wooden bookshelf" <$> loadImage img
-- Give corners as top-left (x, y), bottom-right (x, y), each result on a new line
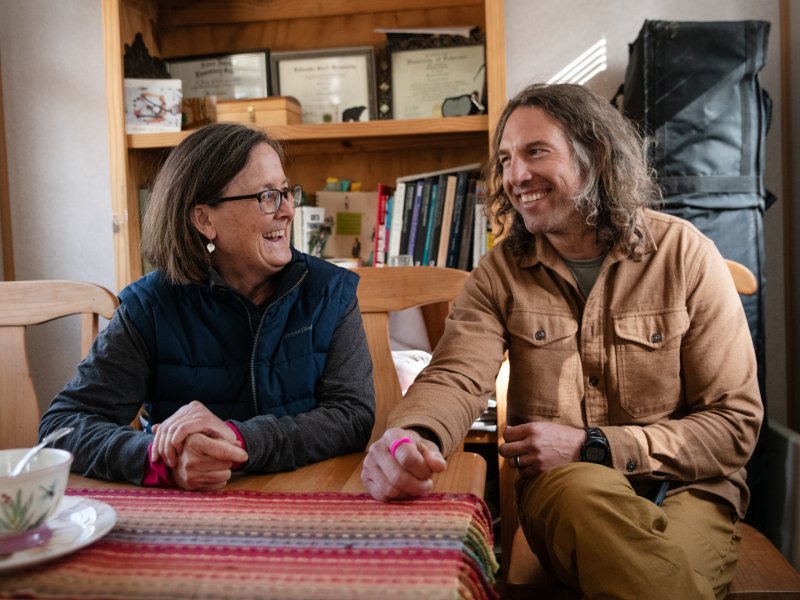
top-left (101, 0), bottom-right (507, 290)
top-left (127, 116), bottom-right (489, 149)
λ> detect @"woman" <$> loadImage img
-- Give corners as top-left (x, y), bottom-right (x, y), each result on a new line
top-left (40, 123), bottom-right (375, 491)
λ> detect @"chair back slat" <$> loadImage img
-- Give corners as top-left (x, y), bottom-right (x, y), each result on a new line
top-left (725, 259), bottom-right (758, 296)
top-left (0, 326), bottom-right (39, 449)
top-left (353, 267), bottom-right (469, 444)
top-left (0, 280), bottom-right (118, 449)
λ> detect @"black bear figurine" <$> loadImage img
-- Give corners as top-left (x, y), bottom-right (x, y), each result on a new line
top-left (342, 106), bottom-right (367, 122)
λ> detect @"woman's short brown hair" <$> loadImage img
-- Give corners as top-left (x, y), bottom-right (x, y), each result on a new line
top-left (140, 123), bottom-right (284, 284)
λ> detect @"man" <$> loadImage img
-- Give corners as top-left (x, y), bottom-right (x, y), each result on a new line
top-left (362, 83), bottom-right (763, 599)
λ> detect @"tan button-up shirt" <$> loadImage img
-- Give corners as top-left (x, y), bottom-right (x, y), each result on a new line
top-left (390, 210), bottom-right (763, 517)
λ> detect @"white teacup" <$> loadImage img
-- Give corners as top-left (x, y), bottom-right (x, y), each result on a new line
top-left (0, 448), bottom-right (73, 543)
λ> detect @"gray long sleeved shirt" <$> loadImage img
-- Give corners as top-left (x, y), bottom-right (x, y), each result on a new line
top-left (39, 296), bottom-right (375, 484)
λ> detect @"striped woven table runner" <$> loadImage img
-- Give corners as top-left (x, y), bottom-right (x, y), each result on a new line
top-left (1, 489), bottom-right (499, 599)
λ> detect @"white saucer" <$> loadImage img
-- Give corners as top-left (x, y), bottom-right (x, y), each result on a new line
top-left (0, 495), bottom-right (116, 573)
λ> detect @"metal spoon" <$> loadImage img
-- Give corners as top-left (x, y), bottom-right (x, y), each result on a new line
top-left (9, 427), bottom-right (73, 477)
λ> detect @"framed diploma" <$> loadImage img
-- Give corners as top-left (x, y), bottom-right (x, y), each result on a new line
top-left (167, 51), bottom-right (270, 100)
top-left (390, 44), bottom-right (486, 120)
top-left (270, 47), bottom-right (377, 124)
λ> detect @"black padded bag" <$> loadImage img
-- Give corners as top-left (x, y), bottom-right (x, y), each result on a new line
top-left (622, 19), bottom-right (772, 395)
top-left (621, 20), bottom-right (774, 523)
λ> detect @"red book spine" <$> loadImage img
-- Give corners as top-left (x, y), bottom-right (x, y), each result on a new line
top-left (373, 184), bottom-right (392, 266)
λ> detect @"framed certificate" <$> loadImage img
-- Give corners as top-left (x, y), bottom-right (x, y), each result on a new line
top-left (390, 45), bottom-right (485, 120)
top-left (167, 51), bottom-right (270, 100)
top-left (270, 47), bottom-right (377, 124)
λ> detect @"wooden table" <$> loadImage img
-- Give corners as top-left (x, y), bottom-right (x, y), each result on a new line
top-left (0, 451), bottom-right (497, 600)
top-left (67, 450), bottom-right (487, 496)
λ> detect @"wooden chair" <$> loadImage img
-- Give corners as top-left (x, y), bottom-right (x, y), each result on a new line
top-left (497, 258), bottom-right (800, 599)
top-left (0, 280), bottom-right (119, 449)
top-left (352, 266), bottom-right (469, 444)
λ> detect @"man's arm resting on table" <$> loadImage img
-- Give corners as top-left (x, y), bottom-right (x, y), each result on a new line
top-left (362, 427), bottom-right (447, 501)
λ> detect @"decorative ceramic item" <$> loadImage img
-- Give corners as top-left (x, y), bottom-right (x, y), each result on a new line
top-left (0, 496), bottom-right (116, 573)
top-left (0, 448), bottom-right (72, 548)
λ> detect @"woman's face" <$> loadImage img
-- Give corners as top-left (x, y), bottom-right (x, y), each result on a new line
top-left (192, 142), bottom-right (294, 297)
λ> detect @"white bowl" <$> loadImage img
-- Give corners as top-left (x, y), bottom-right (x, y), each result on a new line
top-left (0, 448), bottom-right (73, 537)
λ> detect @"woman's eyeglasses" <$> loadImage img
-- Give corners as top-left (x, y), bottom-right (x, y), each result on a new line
top-left (201, 184), bottom-right (303, 214)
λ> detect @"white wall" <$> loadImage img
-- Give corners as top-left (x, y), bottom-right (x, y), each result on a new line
top-left (505, 0), bottom-right (790, 427)
top-left (0, 0), bottom-right (115, 411)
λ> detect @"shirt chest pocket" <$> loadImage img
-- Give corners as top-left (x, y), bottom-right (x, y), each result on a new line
top-left (507, 311), bottom-right (579, 418)
top-left (613, 308), bottom-right (689, 417)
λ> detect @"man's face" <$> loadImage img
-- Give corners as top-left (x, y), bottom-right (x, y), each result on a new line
top-left (498, 106), bottom-right (588, 240)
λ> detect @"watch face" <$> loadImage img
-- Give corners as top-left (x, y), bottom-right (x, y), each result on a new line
top-left (584, 444), bottom-right (607, 463)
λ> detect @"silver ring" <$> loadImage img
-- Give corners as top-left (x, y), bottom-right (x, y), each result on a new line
top-left (513, 455), bottom-right (521, 469)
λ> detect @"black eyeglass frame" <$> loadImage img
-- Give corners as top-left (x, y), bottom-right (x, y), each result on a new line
top-left (199, 184), bottom-right (302, 215)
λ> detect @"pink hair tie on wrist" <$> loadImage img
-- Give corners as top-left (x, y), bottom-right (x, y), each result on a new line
top-left (390, 437), bottom-right (413, 458)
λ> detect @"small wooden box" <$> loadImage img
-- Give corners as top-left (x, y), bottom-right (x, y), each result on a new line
top-left (216, 96), bottom-right (302, 126)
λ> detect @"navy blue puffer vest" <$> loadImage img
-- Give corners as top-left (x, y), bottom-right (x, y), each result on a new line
top-left (119, 251), bottom-right (358, 424)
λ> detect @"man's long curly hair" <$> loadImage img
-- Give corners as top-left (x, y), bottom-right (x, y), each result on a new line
top-left (486, 83), bottom-right (660, 258)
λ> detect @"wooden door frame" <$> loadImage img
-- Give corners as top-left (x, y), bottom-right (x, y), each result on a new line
top-left (0, 52), bottom-right (14, 281)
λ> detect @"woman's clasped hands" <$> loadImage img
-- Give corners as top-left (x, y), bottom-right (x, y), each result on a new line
top-left (151, 400), bottom-right (248, 491)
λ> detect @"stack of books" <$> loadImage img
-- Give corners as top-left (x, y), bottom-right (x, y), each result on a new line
top-left (380, 163), bottom-right (493, 269)
top-left (470, 398), bottom-right (497, 433)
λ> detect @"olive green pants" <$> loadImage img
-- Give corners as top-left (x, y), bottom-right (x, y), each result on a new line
top-left (517, 463), bottom-right (741, 599)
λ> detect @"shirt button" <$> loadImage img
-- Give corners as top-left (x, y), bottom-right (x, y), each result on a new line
top-left (535, 330), bottom-right (546, 341)
top-left (626, 460), bottom-right (636, 472)
top-left (588, 376), bottom-right (599, 387)
top-left (650, 332), bottom-right (662, 343)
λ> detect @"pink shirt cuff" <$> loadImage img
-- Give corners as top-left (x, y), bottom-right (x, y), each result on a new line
top-left (225, 422), bottom-right (247, 471)
top-left (141, 423), bottom-right (247, 485)
top-left (142, 441), bottom-right (174, 487)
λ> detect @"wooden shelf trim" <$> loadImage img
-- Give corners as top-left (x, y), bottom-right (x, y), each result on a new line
top-left (159, 0), bottom-right (485, 27)
top-left (127, 115), bottom-right (488, 149)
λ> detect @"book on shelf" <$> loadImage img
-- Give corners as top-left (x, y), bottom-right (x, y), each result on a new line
top-left (412, 178), bottom-right (435, 266)
top-left (446, 169), bottom-right (475, 268)
top-left (405, 179), bottom-right (425, 261)
top-left (388, 162), bottom-right (481, 268)
top-left (457, 176), bottom-right (478, 271)
top-left (422, 175), bottom-right (447, 266)
top-left (387, 182), bottom-right (407, 262)
top-left (436, 175), bottom-right (458, 268)
top-left (397, 183), bottom-right (417, 258)
top-left (382, 194), bottom-right (392, 265)
top-left (373, 184), bottom-right (393, 267)
top-left (292, 206), bottom-right (326, 256)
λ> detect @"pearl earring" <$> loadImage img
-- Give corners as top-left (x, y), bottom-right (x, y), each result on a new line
top-left (206, 242), bottom-right (216, 253)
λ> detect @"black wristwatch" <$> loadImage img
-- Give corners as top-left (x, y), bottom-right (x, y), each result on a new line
top-left (580, 427), bottom-right (610, 464)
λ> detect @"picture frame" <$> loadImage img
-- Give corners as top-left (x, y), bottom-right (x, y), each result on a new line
top-left (166, 50), bottom-right (270, 100)
top-left (377, 27), bottom-right (484, 119)
top-left (390, 44), bottom-right (486, 120)
top-left (270, 47), bottom-right (377, 124)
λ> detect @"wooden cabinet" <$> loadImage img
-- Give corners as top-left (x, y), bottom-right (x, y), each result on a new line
top-left (101, 0), bottom-right (506, 291)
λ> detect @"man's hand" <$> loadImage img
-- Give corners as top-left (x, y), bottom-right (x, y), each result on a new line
top-left (499, 422), bottom-right (585, 476)
top-left (170, 432), bottom-right (249, 491)
top-left (362, 428), bottom-right (447, 501)
top-left (151, 400), bottom-right (240, 468)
